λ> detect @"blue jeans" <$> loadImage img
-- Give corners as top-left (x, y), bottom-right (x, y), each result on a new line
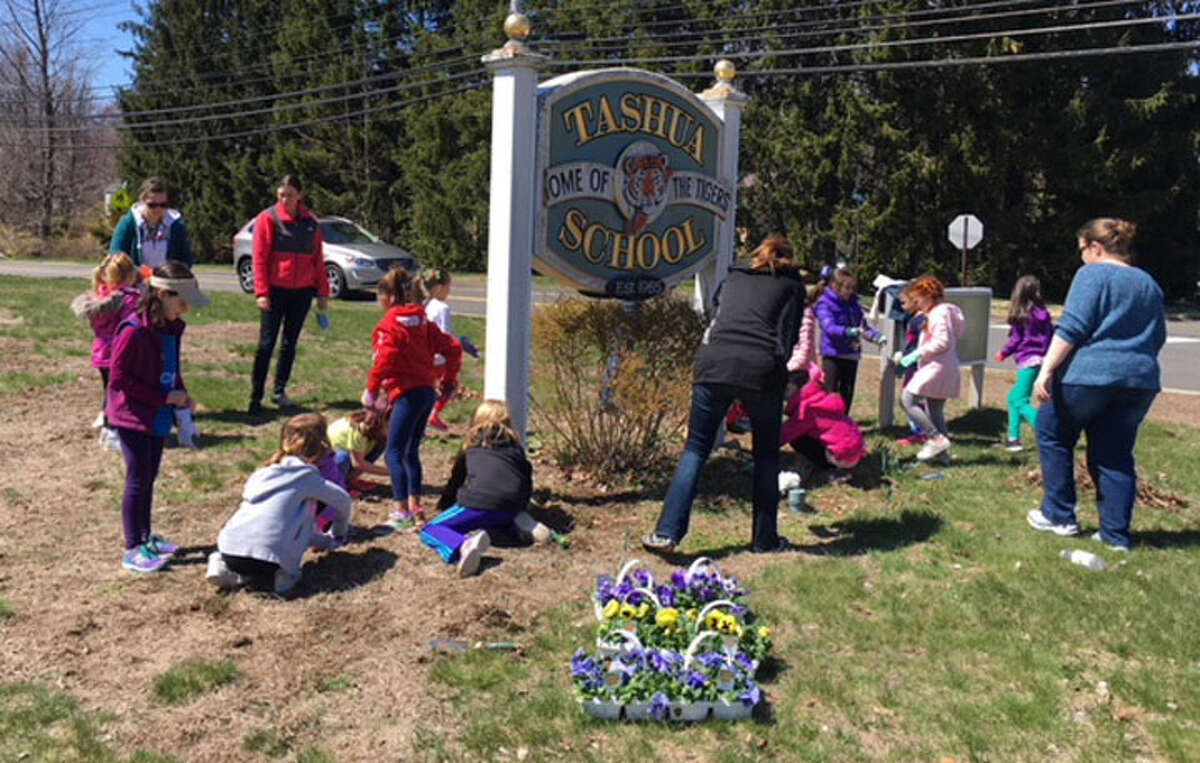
top-left (654, 383), bottom-right (782, 551)
top-left (386, 386), bottom-right (437, 502)
top-left (1035, 383), bottom-right (1156, 548)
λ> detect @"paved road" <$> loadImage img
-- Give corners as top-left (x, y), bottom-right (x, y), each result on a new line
top-left (3, 259), bottom-right (1196, 393)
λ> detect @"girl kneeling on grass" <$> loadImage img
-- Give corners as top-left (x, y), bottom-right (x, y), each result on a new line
top-left (420, 400), bottom-right (549, 577)
top-left (363, 268), bottom-right (462, 530)
top-left (107, 261), bottom-right (209, 573)
top-left (209, 413), bottom-right (352, 594)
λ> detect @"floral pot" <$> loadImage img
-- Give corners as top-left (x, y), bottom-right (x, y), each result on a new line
top-left (713, 698), bottom-right (753, 721)
top-left (668, 701), bottom-right (712, 722)
top-left (579, 699), bottom-right (622, 720)
top-left (624, 701), bottom-right (659, 722)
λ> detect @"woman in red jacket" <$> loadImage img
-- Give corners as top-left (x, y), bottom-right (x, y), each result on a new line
top-left (362, 268), bottom-right (462, 530)
top-left (248, 174), bottom-right (330, 416)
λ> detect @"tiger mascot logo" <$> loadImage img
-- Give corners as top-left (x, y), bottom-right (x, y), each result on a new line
top-left (618, 146), bottom-right (672, 234)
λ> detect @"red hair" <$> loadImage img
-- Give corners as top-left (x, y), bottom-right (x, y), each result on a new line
top-left (906, 274), bottom-right (944, 305)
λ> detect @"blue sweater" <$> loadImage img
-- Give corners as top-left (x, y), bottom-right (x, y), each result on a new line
top-left (1055, 264), bottom-right (1165, 390)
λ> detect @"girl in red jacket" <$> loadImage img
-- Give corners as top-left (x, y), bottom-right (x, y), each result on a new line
top-left (363, 268), bottom-right (462, 530)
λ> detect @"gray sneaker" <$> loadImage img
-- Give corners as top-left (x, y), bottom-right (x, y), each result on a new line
top-left (641, 532), bottom-right (677, 552)
top-left (271, 391), bottom-right (294, 408)
top-left (1092, 532), bottom-right (1130, 552)
top-left (456, 531), bottom-right (490, 577)
top-left (1027, 509), bottom-right (1080, 536)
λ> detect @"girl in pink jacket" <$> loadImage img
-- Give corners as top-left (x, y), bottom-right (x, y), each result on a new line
top-left (71, 253), bottom-right (142, 450)
top-left (894, 275), bottom-right (965, 462)
top-left (780, 363), bottom-right (866, 477)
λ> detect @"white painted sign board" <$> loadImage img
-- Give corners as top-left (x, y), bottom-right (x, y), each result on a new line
top-left (947, 214), bottom-right (983, 250)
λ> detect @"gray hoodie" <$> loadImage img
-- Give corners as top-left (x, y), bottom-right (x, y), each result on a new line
top-left (217, 456), bottom-right (351, 578)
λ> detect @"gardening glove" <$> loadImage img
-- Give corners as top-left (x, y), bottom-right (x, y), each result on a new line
top-left (175, 408), bottom-right (198, 449)
top-left (361, 388), bottom-right (387, 411)
top-left (865, 329), bottom-right (887, 346)
top-left (897, 350), bottom-right (921, 369)
top-left (845, 327), bottom-right (861, 339)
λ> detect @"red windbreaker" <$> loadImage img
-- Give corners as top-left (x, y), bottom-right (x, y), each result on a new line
top-left (252, 202), bottom-right (330, 298)
top-left (367, 304), bottom-right (462, 401)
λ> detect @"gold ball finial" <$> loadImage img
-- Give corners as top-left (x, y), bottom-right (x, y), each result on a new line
top-left (714, 59), bottom-right (736, 82)
top-left (504, 12), bottom-right (532, 40)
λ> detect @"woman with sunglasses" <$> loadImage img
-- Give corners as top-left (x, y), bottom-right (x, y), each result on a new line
top-left (109, 177), bottom-right (194, 268)
top-left (1026, 218), bottom-right (1166, 551)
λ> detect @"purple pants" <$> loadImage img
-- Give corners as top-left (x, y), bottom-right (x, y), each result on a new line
top-left (116, 427), bottom-right (164, 550)
top-left (419, 505), bottom-right (514, 563)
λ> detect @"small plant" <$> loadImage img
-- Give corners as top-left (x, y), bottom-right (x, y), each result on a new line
top-left (152, 659), bottom-right (240, 705)
top-left (530, 295), bottom-right (704, 481)
top-left (243, 729), bottom-right (290, 758)
top-left (0, 598), bottom-right (11, 622)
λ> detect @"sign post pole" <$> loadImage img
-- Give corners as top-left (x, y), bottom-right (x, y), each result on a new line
top-left (694, 60), bottom-right (748, 315)
top-left (482, 13), bottom-right (544, 438)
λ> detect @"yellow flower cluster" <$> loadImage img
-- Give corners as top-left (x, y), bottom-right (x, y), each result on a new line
top-left (654, 608), bottom-right (680, 629)
top-left (601, 600), bottom-right (651, 621)
top-left (758, 626), bottom-right (770, 640)
top-left (704, 610), bottom-right (744, 637)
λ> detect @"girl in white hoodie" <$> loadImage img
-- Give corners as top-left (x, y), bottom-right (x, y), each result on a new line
top-left (207, 414), bottom-right (352, 594)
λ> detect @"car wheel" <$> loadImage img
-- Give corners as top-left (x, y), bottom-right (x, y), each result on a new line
top-left (326, 263), bottom-right (346, 299)
top-left (236, 258), bottom-right (255, 293)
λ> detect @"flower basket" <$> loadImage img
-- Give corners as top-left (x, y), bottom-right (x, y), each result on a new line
top-left (713, 697), bottom-right (753, 721)
top-left (596, 628), bottom-right (642, 658)
top-left (668, 700), bottom-right (712, 722)
top-left (580, 698), bottom-right (622, 720)
top-left (624, 700), bottom-right (656, 721)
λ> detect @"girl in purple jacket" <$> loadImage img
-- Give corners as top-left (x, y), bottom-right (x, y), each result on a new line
top-left (814, 269), bottom-right (885, 413)
top-left (995, 275), bottom-right (1054, 451)
top-left (70, 253), bottom-right (141, 451)
top-left (107, 261), bottom-right (210, 573)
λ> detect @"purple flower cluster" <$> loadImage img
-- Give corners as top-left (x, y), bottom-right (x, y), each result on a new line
top-left (595, 565), bottom-right (748, 611)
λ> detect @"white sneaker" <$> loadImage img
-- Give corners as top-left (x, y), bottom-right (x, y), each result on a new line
top-left (916, 436), bottom-right (951, 461)
top-left (98, 427), bottom-right (122, 453)
top-left (513, 511), bottom-right (551, 544)
top-left (456, 531), bottom-right (490, 577)
top-left (1092, 531), bottom-right (1130, 552)
top-left (91, 410), bottom-right (105, 429)
top-left (205, 552), bottom-right (247, 589)
top-left (1027, 509), bottom-right (1080, 536)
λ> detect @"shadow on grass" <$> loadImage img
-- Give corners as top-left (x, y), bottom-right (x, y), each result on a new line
top-left (291, 547), bottom-right (397, 598)
top-left (1135, 528), bottom-right (1200, 549)
top-left (166, 431), bottom-right (252, 449)
top-left (947, 407), bottom-right (1008, 439)
top-left (652, 509), bottom-right (944, 564)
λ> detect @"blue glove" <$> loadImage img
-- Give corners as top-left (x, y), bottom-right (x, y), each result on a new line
top-left (898, 350), bottom-right (921, 369)
top-left (845, 327), bottom-right (861, 339)
top-left (866, 329), bottom-right (887, 346)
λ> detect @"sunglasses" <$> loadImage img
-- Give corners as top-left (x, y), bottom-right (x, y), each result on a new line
top-left (145, 202), bottom-right (168, 209)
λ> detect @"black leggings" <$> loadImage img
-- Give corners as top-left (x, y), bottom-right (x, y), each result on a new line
top-left (222, 553), bottom-right (280, 592)
top-left (99, 368), bottom-right (110, 425)
top-left (251, 287), bottom-right (315, 403)
top-left (821, 357), bottom-right (859, 413)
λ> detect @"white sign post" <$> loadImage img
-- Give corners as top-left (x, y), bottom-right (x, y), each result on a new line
top-left (947, 213), bottom-right (983, 285)
top-left (481, 13), bottom-right (544, 438)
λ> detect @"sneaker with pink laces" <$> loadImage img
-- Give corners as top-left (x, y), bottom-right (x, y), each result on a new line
top-left (895, 433), bottom-right (926, 447)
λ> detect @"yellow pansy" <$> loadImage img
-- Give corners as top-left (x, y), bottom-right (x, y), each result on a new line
top-left (636, 603), bottom-right (650, 619)
top-left (620, 603), bottom-right (637, 619)
top-left (758, 626), bottom-right (770, 640)
top-left (655, 608), bottom-right (680, 628)
top-left (602, 600), bottom-right (620, 619)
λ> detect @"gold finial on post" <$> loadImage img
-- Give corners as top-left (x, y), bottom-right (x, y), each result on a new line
top-left (714, 59), bottom-right (736, 83)
top-left (503, 12), bottom-right (532, 41)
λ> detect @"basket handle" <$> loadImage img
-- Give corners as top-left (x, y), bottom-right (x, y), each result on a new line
top-left (630, 586), bottom-right (661, 610)
top-left (696, 599), bottom-right (738, 626)
top-left (597, 628), bottom-right (642, 651)
top-left (685, 556), bottom-right (721, 584)
top-left (616, 558), bottom-right (642, 584)
top-left (682, 630), bottom-right (721, 670)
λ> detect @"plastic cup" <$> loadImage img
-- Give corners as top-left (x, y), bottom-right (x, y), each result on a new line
top-left (787, 488), bottom-right (808, 514)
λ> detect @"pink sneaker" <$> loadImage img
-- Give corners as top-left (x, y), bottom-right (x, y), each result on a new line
top-left (895, 434), bottom-right (926, 447)
top-left (427, 414), bottom-right (449, 431)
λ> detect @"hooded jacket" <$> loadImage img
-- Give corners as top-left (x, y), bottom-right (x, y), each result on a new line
top-left (105, 311), bottom-right (186, 433)
top-left (780, 365), bottom-right (866, 468)
top-left (904, 301), bottom-right (967, 399)
top-left (71, 285), bottom-right (142, 369)
top-left (815, 287), bottom-right (882, 358)
top-left (217, 456), bottom-right (351, 577)
top-left (110, 205), bottom-right (194, 267)
top-left (367, 304), bottom-right (463, 402)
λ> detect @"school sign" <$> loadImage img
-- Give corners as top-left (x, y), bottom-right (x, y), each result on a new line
top-left (536, 70), bottom-right (735, 299)
top-left (479, 13), bottom-right (747, 435)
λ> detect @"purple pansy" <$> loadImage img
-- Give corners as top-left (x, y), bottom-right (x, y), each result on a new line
top-left (649, 691), bottom-right (670, 719)
top-left (739, 682), bottom-right (762, 708)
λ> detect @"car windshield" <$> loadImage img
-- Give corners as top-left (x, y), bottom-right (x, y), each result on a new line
top-left (320, 220), bottom-right (380, 245)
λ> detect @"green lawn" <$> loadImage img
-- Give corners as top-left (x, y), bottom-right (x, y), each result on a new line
top-left (1, 274), bottom-right (1198, 761)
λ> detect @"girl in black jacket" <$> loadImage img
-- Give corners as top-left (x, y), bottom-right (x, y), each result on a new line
top-left (421, 400), bottom-right (543, 576)
top-left (645, 235), bottom-right (806, 553)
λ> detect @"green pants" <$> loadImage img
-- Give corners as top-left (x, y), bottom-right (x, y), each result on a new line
top-left (1007, 366), bottom-right (1040, 441)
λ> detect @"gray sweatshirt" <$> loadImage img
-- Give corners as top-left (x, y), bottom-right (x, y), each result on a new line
top-left (217, 456), bottom-right (351, 577)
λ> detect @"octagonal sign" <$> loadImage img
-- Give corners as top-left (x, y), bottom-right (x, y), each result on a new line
top-left (535, 69), bottom-right (734, 299)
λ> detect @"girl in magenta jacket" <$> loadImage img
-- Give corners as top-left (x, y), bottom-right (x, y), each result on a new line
top-left (895, 275), bottom-right (966, 462)
top-left (107, 261), bottom-right (210, 574)
top-left (995, 275), bottom-right (1054, 451)
top-left (780, 363), bottom-right (866, 477)
top-left (71, 253), bottom-right (141, 448)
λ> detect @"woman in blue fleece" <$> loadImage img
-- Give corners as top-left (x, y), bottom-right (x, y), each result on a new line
top-left (1026, 218), bottom-right (1166, 551)
top-left (208, 414), bottom-right (352, 593)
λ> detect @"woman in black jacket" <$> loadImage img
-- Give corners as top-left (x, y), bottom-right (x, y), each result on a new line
top-left (645, 235), bottom-right (806, 553)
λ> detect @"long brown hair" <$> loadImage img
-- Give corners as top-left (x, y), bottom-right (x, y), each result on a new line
top-left (378, 267), bottom-right (426, 306)
top-left (137, 261), bottom-right (193, 327)
top-left (1007, 275), bottom-right (1044, 326)
top-left (347, 407), bottom-right (387, 444)
top-left (463, 399), bottom-right (521, 449)
top-left (1077, 217), bottom-right (1137, 260)
top-left (264, 413), bottom-right (332, 466)
top-left (746, 234), bottom-right (794, 273)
